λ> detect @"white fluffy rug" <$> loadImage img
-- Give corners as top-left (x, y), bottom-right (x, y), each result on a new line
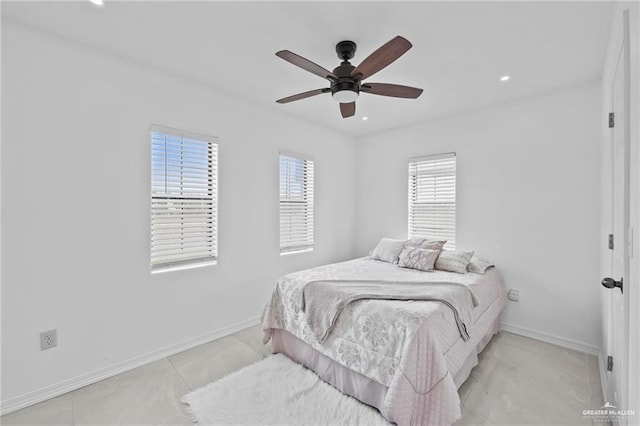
top-left (181, 353), bottom-right (390, 425)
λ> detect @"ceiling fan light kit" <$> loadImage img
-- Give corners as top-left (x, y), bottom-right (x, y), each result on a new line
top-left (332, 88), bottom-right (359, 103)
top-left (275, 36), bottom-right (423, 119)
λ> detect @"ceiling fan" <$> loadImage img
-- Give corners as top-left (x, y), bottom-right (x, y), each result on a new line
top-left (275, 36), bottom-right (423, 118)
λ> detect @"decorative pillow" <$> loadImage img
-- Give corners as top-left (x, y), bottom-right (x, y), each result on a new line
top-left (370, 238), bottom-right (407, 263)
top-left (404, 237), bottom-right (446, 252)
top-left (404, 237), bottom-right (447, 251)
top-left (420, 240), bottom-right (446, 251)
top-left (435, 250), bottom-right (475, 274)
top-left (398, 247), bottom-right (439, 272)
top-left (403, 237), bottom-right (427, 247)
top-left (467, 255), bottom-right (495, 274)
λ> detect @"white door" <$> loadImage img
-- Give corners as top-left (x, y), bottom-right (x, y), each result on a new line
top-left (604, 11), bottom-right (630, 415)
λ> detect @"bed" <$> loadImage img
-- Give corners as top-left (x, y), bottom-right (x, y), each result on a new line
top-left (262, 255), bottom-right (506, 426)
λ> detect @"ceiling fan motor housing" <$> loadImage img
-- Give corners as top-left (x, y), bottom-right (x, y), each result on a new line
top-left (332, 62), bottom-right (359, 87)
top-left (332, 41), bottom-right (360, 101)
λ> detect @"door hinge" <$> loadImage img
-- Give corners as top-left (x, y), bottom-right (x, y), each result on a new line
top-left (609, 234), bottom-right (614, 250)
top-left (609, 112), bottom-right (615, 128)
top-left (607, 355), bottom-right (614, 372)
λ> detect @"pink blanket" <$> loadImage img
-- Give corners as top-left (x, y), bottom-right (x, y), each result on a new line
top-left (382, 320), bottom-right (461, 425)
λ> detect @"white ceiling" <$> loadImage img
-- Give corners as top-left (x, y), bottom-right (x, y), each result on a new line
top-left (2, 1), bottom-right (613, 137)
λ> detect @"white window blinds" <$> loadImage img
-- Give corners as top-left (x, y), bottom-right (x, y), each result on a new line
top-left (408, 153), bottom-right (456, 248)
top-left (151, 126), bottom-right (218, 271)
top-left (279, 152), bottom-right (314, 254)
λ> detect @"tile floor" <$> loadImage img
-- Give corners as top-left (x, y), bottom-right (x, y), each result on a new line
top-left (1, 327), bottom-right (604, 425)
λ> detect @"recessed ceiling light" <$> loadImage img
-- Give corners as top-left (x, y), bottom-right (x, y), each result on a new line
top-left (89, 0), bottom-right (104, 6)
top-left (362, 116), bottom-right (368, 121)
top-left (500, 75), bottom-right (511, 82)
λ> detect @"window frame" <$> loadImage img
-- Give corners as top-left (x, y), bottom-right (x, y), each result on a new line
top-left (150, 125), bottom-right (219, 273)
top-left (279, 150), bottom-right (314, 255)
top-left (408, 152), bottom-right (456, 249)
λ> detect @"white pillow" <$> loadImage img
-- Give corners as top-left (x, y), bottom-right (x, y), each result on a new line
top-left (435, 250), bottom-right (475, 274)
top-left (467, 255), bottom-right (495, 273)
top-left (370, 238), bottom-right (407, 263)
top-left (398, 247), bottom-right (440, 272)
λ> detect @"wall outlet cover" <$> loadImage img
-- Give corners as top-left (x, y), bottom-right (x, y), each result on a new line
top-left (40, 329), bottom-right (57, 350)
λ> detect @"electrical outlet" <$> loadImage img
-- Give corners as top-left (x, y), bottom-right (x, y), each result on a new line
top-left (40, 329), bottom-right (57, 350)
top-left (507, 289), bottom-right (520, 302)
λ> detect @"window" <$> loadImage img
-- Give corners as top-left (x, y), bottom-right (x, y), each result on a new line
top-left (279, 152), bottom-right (314, 254)
top-left (151, 126), bottom-right (218, 272)
top-left (408, 153), bottom-right (456, 248)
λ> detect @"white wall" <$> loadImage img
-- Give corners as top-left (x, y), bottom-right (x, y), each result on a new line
top-left (1, 22), bottom-right (357, 409)
top-left (355, 83), bottom-right (602, 349)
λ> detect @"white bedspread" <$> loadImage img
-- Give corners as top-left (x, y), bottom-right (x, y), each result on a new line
top-left (262, 258), bottom-right (505, 425)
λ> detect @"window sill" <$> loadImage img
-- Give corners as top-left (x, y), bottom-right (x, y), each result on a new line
top-left (151, 259), bottom-right (217, 274)
top-left (280, 248), bottom-right (314, 256)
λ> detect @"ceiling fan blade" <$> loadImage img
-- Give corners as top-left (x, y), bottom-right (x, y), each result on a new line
top-left (276, 50), bottom-right (337, 81)
top-left (351, 36), bottom-right (412, 81)
top-left (340, 102), bottom-right (355, 118)
top-left (276, 88), bottom-right (330, 104)
top-left (361, 83), bottom-right (423, 99)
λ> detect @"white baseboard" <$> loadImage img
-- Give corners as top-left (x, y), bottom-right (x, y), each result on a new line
top-left (500, 321), bottom-right (600, 355)
top-left (0, 316), bottom-right (261, 416)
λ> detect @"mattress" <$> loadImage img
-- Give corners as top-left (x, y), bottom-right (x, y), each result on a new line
top-left (262, 257), bottom-right (506, 425)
